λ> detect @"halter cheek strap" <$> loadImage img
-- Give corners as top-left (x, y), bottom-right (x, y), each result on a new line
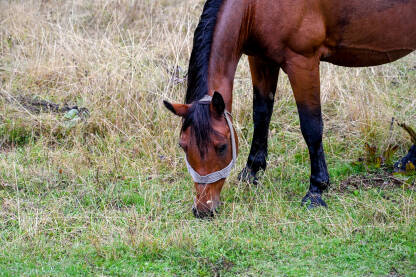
top-left (184, 95), bottom-right (237, 184)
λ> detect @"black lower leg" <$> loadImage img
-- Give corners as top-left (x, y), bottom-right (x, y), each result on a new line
top-left (394, 144), bottom-right (416, 172)
top-left (239, 87), bottom-right (275, 183)
top-left (297, 104), bottom-right (329, 208)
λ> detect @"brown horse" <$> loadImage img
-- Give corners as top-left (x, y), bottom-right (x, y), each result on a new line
top-left (164, 0), bottom-right (416, 217)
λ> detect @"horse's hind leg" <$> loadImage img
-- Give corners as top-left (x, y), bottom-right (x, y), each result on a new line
top-left (395, 145), bottom-right (416, 171)
top-left (284, 53), bottom-right (329, 208)
top-left (238, 56), bottom-right (279, 184)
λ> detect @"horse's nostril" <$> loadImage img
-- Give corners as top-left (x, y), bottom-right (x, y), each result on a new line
top-left (192, 207), bottom-right (199, 217)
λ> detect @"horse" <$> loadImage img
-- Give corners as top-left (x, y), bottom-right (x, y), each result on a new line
top-left (163, 0), bottom-right (416, 218)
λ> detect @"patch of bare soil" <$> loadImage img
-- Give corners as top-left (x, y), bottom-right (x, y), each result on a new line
top-left (0, 92), bottom-right (89, 115)
top-left (336, 172), bottom-right (415, 193)
top-left (14, 95), bottom-right (77, 114)
top-left (200, 256), bottom-right (234, 277)
top-left (385, 267), bottom-right (404, 277)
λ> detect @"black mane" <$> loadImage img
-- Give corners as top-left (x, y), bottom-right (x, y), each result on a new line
top-left (185, 0), bottom-right (223, 104)
top-left (183, 0), bottom-right (223, 156)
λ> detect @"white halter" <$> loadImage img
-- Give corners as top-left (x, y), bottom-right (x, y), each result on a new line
top-left (184, 95), bottom-right (237, 184)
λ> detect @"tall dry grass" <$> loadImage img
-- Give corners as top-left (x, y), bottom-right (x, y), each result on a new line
top-left (1, 0), bottom-right (415, 176)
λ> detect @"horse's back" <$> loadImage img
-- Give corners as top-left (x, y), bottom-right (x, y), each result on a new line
top-left (243, 0), bottom-right (416, 66)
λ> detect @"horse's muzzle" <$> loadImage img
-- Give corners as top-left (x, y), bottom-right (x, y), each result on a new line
top-left (192, 200), bottom-right (221, 218)
top-left (192, 207), bottom-right (215, 218)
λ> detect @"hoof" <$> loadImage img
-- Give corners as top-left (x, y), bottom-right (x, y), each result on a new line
top-left (393, 161), bottom-right (406, 173)
top-left (394, 160), bottom-right (416, 173)
top-left (394, 145), bottom-right (416, 172)
top-left (301, 191), bottom-right (327, 209)
top-left (238, 166), bottom-right (258, 185)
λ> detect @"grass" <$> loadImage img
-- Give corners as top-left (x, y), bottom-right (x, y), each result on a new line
top-left (0, 0), bottom-right (416, 275)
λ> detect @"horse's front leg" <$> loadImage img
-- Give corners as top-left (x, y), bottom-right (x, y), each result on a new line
top-left (284, 53), bottom-right (329, 208)
top-left (238, 56), bottom-right (279, 184)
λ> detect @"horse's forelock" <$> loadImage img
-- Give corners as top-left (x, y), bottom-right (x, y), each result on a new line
top-left (182, 103), bottom-right (213, 158)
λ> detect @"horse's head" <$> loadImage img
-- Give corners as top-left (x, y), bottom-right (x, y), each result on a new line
top-left (163, 92), bottom-right (238, 218)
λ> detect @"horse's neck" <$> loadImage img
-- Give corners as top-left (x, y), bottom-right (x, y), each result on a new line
top-left (207, 0), bottom-right (248, 113)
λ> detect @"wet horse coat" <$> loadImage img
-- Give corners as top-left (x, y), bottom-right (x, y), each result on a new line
top-left (164, 0), bottom-right (416, 216)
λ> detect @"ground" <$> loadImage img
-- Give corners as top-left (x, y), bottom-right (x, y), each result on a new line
top-left (0, 0), bottom-right (415, 276)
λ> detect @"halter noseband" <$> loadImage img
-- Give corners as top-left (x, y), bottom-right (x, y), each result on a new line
top-left (184, 95), bottom-right (237, 184)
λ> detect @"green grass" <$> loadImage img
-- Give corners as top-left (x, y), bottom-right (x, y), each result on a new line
top-left (0, 135), bottom-right (415, 276)
top-left (1, 0), bottom-right (416, 275)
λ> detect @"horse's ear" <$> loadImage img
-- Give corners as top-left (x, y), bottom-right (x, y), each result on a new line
top-left (211, 91), bottom-right (225, 117)
top-left (163, 101), bottom-right (189, 117)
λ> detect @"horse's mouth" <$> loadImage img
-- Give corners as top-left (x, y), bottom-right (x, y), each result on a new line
top-left (192, 207), bottom-right (215, 218)
top-left (192, 202), bottom-right (221, 219)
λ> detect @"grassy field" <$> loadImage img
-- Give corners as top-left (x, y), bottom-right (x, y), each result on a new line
top-left (1, 0), bottom-right (415, 275)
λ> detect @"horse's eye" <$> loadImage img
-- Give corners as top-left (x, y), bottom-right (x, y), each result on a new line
top-left (178, 142), bottom-right (186, 150)
top-left (216, 144), bottom-right (227, 154)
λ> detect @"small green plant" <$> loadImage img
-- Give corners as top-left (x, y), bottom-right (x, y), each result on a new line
top-left (359, 143), bottom-right (399, 169)
top-left (0, 119), bottom-right (33, 147)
